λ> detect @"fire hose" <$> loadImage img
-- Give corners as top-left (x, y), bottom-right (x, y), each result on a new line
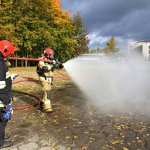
top-left (10, 57), bottom-right (53, 62)
top-left (13, 73), bottom-right (70, 110)
top-left (12, 78), bottom-right (40, 110)
top-left (10, 57), bottom-right (70, 110)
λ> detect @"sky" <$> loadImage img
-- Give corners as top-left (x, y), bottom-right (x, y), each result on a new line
top-left (61, 0), bottom-right (150, 49)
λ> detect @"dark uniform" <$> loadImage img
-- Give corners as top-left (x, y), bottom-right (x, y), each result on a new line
top-left (0, 54), bottom-right (12, 146)
top-left (0, 40), bottom-right (14, 148)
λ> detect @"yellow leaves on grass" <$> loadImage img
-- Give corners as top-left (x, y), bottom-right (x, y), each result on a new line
top-left (73, 136), bottom-right (78, 139)
top-left (65, 135), bottom-right (79, 140)
top-left (110, 140), bottom-right (123, 145)
top-left (65, 136), bottom-right (70, 140)
top-left (114, 124), bottom-right (129, 130)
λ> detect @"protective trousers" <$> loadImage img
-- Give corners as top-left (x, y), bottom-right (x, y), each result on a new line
top-left (40, 76), bottom-right (53, 112)
top-left (0, 109), bottom-right (8, 145)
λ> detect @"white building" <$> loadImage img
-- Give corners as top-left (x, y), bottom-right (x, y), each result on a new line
top-left (128, 41), bottom-right (150, 60)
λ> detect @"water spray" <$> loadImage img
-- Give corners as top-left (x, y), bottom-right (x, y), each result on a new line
top-left (64, 54), bottom-right (150, 116)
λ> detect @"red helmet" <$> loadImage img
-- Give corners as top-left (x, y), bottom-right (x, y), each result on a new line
top-left (0, 40), bottom-right (15, 57)
top-left (44, 48), bottom-right (54, 55)
top-left (44, 48), bottom-right (54, 59)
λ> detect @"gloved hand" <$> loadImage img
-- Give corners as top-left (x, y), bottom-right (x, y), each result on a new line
top-left (52, 60), bottom-right (56, 64)
top-left (11, 74), bottom-right (19, 81)
top-left (59, 63), bottom-right (64, 69)
top-left (0, 103), bottom-right (13, 121)
top-left (5, 61), bottom-right (11, 67)
top-left (6, 104), bottom-right (13, 114)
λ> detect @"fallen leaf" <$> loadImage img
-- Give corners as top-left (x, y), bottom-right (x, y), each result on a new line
top-left (73, 136), bottom-right (78, 139)
top-left (65, 136), bottom-right (70, 139)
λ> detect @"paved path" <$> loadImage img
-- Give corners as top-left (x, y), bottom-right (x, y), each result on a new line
top-left (4, 83), bottom-right (150, 150)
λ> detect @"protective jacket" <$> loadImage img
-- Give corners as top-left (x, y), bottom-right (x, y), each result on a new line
top-left (36, 57), bottom-right (63, 112)
top-left (37, 58), bottom-right (63, 78)
top-left (0, 54), bottom-right (12, 105)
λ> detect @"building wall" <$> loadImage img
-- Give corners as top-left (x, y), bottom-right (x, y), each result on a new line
top-left (128, 41), bottom-right (150, 60)
top-left (142, 43), bottom-right (150, 60)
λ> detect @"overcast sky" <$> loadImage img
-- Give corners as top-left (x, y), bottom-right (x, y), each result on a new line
top-left (62, 0), bottom-right (150, 49)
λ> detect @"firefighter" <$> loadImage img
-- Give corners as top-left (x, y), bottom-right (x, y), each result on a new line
top-left (37, 48), bottom-right (64, 113)
top-left (0, 40), bottom-right (15, 148)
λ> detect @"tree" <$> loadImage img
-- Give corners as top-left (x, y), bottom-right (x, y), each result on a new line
top-left (0, 0), bottom-right (77, 64)
top-left (48, 0), bottom-right (76, 62)
top-left (103, 36), bottom-right (119, 54)
top-left (0, 0), bottom-right (15, 40)
top-left (90, 49), bottom-right (97, 54)
top-left (73, 12), bottom-right (89, 55)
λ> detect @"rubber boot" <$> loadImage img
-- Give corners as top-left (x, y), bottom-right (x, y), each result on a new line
top-left (43, 100), bottom-right (53, 113)
top-left (0, 141), bottom-right (13, 149)
top-left (39, 101), bottom-right (44, 110)
top-left (4, 133), bottom-right (10, 140)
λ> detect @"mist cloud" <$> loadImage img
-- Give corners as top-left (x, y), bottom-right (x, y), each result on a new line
top-left (64, 55), bottom-right (150, 116)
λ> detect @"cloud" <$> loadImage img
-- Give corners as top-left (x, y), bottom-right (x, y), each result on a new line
top-left (62, 0), bottom-right (150, 48)
top-left (88, 33), bottom-right (109, 48)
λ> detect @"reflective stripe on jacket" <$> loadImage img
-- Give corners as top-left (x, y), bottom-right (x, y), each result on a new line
top-left (0, 54), bottom-right (12, 105)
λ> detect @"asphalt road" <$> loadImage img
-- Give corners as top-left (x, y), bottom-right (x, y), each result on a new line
top-left (5, 82), bottom-right (150, 150)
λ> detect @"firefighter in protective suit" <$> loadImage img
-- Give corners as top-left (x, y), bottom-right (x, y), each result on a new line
top-left (37, 48), bottom-right (64, 113)
top-left (0, 40), bottom-right (15, 148)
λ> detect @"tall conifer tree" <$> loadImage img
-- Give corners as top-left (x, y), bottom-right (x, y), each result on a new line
top-left (73, 12), bottom-right (89, 55)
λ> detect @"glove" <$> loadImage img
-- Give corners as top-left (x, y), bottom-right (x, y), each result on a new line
top-left (11, 74), bottom-right (19, 81)
top-left (6, 104), bottom-right (13, 114)
top-left (5, 61), bottom-right (11, 67)
top-left (59, 63), bottom-right (64, 69)
top-left (0, 103), bottom-right (13, 121)
top-left (52, 60), bottom-right (56, 64)
top-left (2, 111), bottom-right (11, 120)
